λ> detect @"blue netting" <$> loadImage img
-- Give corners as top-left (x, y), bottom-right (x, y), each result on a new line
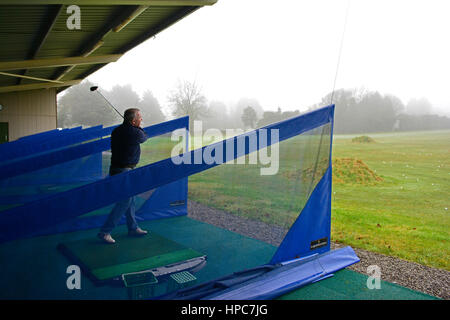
top-left (0, 107), bottom-right (332, 245)
top-left (0, 117), bottom-right (190, 224)
top-left (0, 105), bottom-right (355, 300)
top-left (0, 126), bottom-right (84, 162)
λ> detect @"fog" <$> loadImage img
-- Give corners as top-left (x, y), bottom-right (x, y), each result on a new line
top-left (84, 0), bottom-right (450, 115)
top-left (57, 0), bottom-right (450, 132)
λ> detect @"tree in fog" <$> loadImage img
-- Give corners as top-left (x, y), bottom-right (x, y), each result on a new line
top-left (103, 84), bottom-right (140, 116)
top-left (199, 100), bottom-right (230, 130)
top-left (359, 91), bottom-right (396, 132)
top-left (257, 107), bottom-right (300, 127)
top-left (57, 81), bottom-right (165, 128)
top-left (105, 85), bottom-right (165, 125)
top-left (319, 89), bottom-right (359, 133)
top-left (139, 90), bottom-right (166, 125)
top-left (57, 80), bottom-right (119, 127)
top-left (229, 97), bottom-right (263, 128)
top-left (397, 113), bottom-right (450, 131)
top-left (241, 106), bottom-right (258, 129)
top-left (406, 97), bottom-right (432, 115)
top-left (319, 88), bottom-right (397, 133)
top-left (315, 88), bottom-right (449, 133)
top-left (385, 94), bottom-right (405, 115)
top-left (168, 80), bottom-right (208, 128)
top-left (257, 108), bottom-right (282, 127)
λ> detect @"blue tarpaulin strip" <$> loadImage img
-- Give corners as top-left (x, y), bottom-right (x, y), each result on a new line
top-left (154, 246), bottom-right (359, 300)
top-left (17, 129), bottom-right (61, 141)
top-left (156, 265), bottom-right (278, 300)
top-left (0, 125), bottom-right (112, 163)
top-left (0, 126), bottom-right (85, 162)
top-left (0, 107), bottom-right (332, 243)
top-left (16, 127), bottom-right (78, 142)
top-left (0, 126), bottom-right (82, 155)
top-left (0, 117), bottom-right (188, 181)
top-left (205, 246), bottom-right (360, 300)
top-left (0, 139), bottom-right (109, 181)
top-left (270, 166), bottom-right (332, 263)
top-left (269, 105), bottom-right (335, 263)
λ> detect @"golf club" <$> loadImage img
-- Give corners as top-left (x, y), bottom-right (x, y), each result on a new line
top-left (90, 86), bottom-right (124, 119)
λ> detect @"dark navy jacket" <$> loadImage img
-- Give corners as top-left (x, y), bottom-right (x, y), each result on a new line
top-left (110, 123), bottom-right (148, 167)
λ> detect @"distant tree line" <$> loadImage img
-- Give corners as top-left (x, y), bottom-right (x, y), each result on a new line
top-left (308, 88), bottom-right (450, 134)
top-left (57, 80), bottom-right (165, 128)
top-left (58, 80), bottom-right (450, 134)
top-left (256, 108), bottom-right (301, 128)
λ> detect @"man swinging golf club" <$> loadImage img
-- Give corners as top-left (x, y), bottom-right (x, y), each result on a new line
top-left (97, 108), bottom-right (149, 244)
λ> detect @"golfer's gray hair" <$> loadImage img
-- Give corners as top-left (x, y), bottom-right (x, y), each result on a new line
top-left (123, 108), bottom-right (140, 124)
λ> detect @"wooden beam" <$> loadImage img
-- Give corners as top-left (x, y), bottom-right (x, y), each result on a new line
top-left (0, 54), bottom-right (122, 71)
top-left (18, 5), bottom-right (64, 85)
top-left (0, 1), bottom-right (217, 6)
top-left (0, 72), bottom-right (64, 84)
top-left (53, 40), bottom-right (104, 81)
top-left (0, 80), bottom-right (82, 93)
top-left (118, 6), bottom-right (199, 53)
top-left (30, 6), bottom-right (64, 59)
top-left (50, 5), bottom-right (140, 80)
top-left (113, 5), bottom-right (149, 32)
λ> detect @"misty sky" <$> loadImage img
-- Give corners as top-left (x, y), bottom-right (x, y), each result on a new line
top-left (87, 0), bottom-right (450, 116)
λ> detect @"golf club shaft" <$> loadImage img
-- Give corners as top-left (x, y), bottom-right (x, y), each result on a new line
top-left (95, 90), bottom-right (124, 119)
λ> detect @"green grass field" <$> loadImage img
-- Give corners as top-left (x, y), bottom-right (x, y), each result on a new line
top-left (140, 129), bottom-right (449, 271)
top-left (331, 130), bottom-right (449, 270)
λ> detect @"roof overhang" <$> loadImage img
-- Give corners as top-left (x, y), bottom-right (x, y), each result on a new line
top-left (0, 0), bottom-right (217, 94)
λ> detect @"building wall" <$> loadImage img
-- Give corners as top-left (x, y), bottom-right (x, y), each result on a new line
top-left (0, 88), bottom-right (57, 141)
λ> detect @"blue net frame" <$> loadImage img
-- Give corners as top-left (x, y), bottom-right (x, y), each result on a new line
top-left (0, 105), bottom-right (360, 299)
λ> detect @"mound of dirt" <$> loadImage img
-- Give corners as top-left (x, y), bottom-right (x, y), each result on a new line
top-left (352, 135), bottom-right (376, 143)
top-left (281, 158), bottom-right (382, 186)
top-left (282, 159), bottom-right (328, 184)
top-left (332, 158), bottom-right (383, 185)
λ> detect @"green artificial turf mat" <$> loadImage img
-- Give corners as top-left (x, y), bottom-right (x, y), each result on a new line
top-left (0, 216), bottom-right (439, 300)
top-left (58, 231), bottom-right (205, 281)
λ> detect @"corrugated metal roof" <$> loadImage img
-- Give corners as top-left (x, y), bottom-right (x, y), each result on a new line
top-left (0, 1), bottom-right (217, 92)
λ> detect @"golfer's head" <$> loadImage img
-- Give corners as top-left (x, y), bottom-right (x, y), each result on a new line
top-left (124, 108), bottom-right (142, 127)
